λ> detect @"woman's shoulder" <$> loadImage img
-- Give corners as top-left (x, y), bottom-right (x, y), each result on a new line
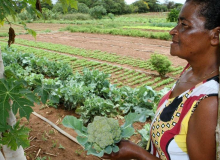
top-left (195, 74), bottom-right (219, 95)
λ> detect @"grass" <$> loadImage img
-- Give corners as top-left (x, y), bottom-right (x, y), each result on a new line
top-left (61, 25), bottom-right (171, 40)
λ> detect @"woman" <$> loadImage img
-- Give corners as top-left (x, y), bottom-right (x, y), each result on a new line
top-left (103, 0), bottom-right (220, 159)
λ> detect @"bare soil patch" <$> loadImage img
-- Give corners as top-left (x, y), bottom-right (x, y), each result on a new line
top-left (1, 23), bottom-right (69, 34)
top-left (17, 32), bottom-right (187, 67)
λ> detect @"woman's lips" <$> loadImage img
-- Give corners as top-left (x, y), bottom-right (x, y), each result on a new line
top-left (171, 40), bottom-right (179, 45)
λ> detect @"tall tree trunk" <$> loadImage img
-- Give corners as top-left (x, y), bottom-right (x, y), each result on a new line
top-left (0, 47), bottom-right (27, 160)
top-left (217, 66), bottom-right (220, 160)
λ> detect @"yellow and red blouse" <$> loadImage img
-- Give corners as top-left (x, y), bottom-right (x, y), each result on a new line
top-left (147, 65), bottom-right (219, 160)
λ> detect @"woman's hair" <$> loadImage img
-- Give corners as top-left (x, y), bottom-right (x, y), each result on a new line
top-left (186, 0), bottom-right (220, 30)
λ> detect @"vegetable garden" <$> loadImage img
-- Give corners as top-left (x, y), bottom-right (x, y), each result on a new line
top-left (0, 11), bottom-right (187, 160)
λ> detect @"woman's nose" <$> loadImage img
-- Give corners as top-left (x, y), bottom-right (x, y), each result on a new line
top-left (169, 26), bottom-right (178, 35)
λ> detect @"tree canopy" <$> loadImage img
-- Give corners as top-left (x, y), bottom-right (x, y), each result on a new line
top-left (0, 0), bottom-right (77, 26)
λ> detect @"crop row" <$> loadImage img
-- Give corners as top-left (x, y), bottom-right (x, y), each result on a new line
top-left (0, 41), bottom-right (176, 90)
top-left (0, 38), bottom-right (183, 76)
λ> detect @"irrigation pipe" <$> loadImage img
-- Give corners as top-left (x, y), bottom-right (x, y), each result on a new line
top-left (32, 112), bottom-right (80, 145)
top-left (32, 111), bottom-right (102, 160)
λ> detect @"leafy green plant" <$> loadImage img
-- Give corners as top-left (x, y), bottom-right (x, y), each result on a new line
top-left (167, 8), bottom-right (180, 22)
top-left (137, 123), bottom-right (151, 149)
top-left (119, 85), bottom-right (158, 115)
top-left (62, 112), bottom-right (151, 157)
top-left (51, 140), bottom-right (57, 148)
top-left (58, 144), bottom-right (65, 149)
top-left (36, 157), bottom-right (47, 160)
top-left (75, 149), bottom-right (83, 156)
top-left (42, 134), bottom-right (47, 141)
top-left (149, 53), bottom-right (171, 77)
top-left (108, 13), bottom-right (115, 20)
top-left (76, 96), bottom-right (118, 124)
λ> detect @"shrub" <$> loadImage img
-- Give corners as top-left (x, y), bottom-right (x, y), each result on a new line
top-left (108, 13), bottom-right (115, 20)
top-left (78, 3), bottom-right (90, 14)
top-left (89, 6), bottom-right (107, 19)
top-left (52, 2), bottom-right (63, 13)
top-left (149, 54), bottom-right (171, 77)
top-left (167, 8), bottom-right (180, 22)
top-left (17, 9), bottom-right (37, 21)
top-left (42, 8), bottom-right (55, 20)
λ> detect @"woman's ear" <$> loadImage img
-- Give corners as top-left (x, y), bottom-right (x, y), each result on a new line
top-left (210, 26), bottom-right (220, 46)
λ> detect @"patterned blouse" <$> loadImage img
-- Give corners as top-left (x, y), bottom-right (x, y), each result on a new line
top-left (147, 65), bottom-right (219, 160)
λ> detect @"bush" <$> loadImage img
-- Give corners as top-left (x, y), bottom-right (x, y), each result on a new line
top-left (167, 8), bottom-right (180, 22)
top-left (52, 2), bottom-right (63, 13)
top-left (149, 54), bottom-right (171, 77)
top-left (17, 9), bottom-right (37, 21)
top-left (108, 13), bottom-right (115, 20)
top-left (89, 6), bottom-right (107, 19)
top-left (78, 3), bottom-right (90, 14)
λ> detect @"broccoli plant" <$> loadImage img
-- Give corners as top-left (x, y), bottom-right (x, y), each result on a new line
top-left (62, 111), bottom-right (153, 157)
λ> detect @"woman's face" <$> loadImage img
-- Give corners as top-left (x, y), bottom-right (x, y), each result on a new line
top-left (169, 2), bottom-right (211, 60)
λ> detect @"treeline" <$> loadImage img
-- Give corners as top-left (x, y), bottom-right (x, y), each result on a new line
top-left (16, 0), bottom-right (182, 21)
top-left (42, 0), bottom-right (182, 15)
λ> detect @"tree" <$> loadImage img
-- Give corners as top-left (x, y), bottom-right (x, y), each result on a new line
top-left (166, 1), bottom-right (175, 10)
top-left (144, 0), bottom-right (160, 12)
top-left (77, 3), bottom-right (90, 14)
top-left (89, 5), bottom-right (107, 19)
top-left (133, 0), bottom-right (149, 13)
top-left (0, 1), bottom-right (77, 159)
top-left (40, 0), bottom-right (53, 10)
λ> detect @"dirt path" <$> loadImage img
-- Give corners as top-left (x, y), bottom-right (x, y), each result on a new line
top-left (17, 32), bottom-right (187, 67)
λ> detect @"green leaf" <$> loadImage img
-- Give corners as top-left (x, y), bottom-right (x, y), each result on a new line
top-left (0, 20), bottom-right (4, 26)
top-left (0, 79), bottom-right (37, 124)
top-left (104, 146), bottom-right (112, 154)
top-left (26, 28), bottom-right (36, 40)
top-left (25, 0), bottom-right (36, 7)
top-left (138, 124), bottom-right (151, 141)
top-left (0, 123), bottom-right (10, 132)
top-left (84, 143), bottom-right (92, 150)
top-left (68, 0), bottom-right (78, 9)
top-left (121, 127), bottom-right (135, 138)
top-left (1, 122), bottom-right (30, 151)
top-left (62, 116), bottom-right (87, 136)
top-left (4, 68), bottom-right (18, 79)
top-left (76, 136), bottom-right (88, 146)
top-left (122, 111), bottom-right (150, 128)
top-left (0, 98), bottom-right (10, 125)
top-left (112, 145), bottom-right (119, 153)
top-left (87, 147), bottom-right (104, 157)
top-left (59, 0), bottom-right (78, 13)
top-left (42, 0), bottom-right (52, 5)
top-left (34, 80), bottom-right (57, 104)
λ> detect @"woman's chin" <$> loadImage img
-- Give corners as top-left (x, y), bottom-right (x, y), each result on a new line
top-left (170, 51), bottom-right (178, 56)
